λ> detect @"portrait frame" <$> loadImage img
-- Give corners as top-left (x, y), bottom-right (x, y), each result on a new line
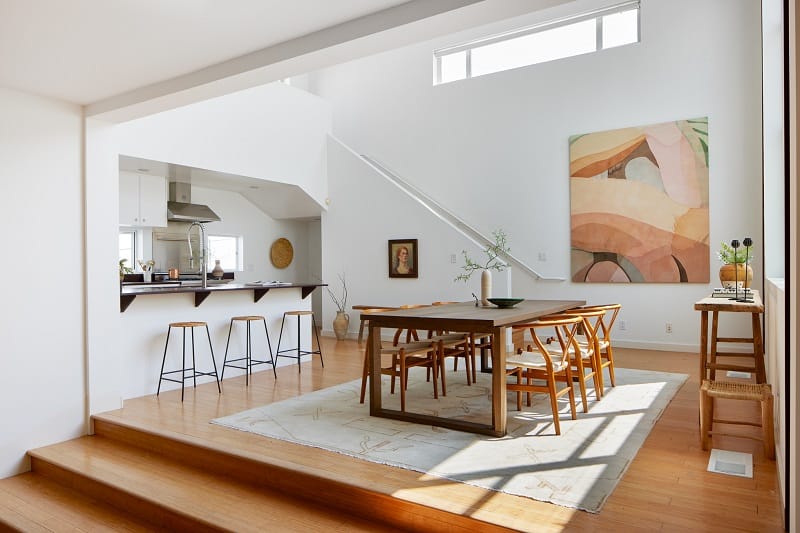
top-left (388, 239), bottom-right (418, 278)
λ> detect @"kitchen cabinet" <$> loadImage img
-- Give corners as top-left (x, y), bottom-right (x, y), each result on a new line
top-left (120, 171), bottom-right (167, 227)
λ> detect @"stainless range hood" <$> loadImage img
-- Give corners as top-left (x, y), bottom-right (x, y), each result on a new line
top-left (167, 182), bottom-right (221, 223)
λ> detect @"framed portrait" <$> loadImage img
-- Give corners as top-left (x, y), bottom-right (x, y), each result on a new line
top-left (388, 239), bottom-right (418, 278)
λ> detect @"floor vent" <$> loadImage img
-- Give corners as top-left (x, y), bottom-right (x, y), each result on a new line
top-left (707, 449), bottom-right (752, 478)
top-left (726, 371), bottom-right (752, 379)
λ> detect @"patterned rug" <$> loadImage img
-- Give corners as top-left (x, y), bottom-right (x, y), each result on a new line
top-left (212, 367), bottom-right (687, 512)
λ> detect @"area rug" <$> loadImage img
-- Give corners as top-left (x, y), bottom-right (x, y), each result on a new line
top-left (212, 367), bottom-right (687, 513)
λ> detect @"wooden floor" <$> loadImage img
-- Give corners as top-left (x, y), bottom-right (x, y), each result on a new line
top-left (0, 337), bottom-right (785, 532)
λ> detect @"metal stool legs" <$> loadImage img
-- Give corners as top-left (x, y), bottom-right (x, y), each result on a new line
top-left (222, 316), bottom-right (277, 383)
top-left (276, 311), bottom-right (324, 372)
top-left (157, 321), bottom-right (221, 402)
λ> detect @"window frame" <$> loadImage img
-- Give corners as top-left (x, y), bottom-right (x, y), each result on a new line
top-left (207, 233), bottom-right (243, 272)
top-left (433, 0), bottom-right (640, 85)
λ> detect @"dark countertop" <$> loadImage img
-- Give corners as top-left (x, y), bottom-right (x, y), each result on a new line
top-left (119, 281), bottom-right (325, 312)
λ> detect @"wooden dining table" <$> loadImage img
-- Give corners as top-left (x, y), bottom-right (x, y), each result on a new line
top-left (366, 299), bottom-right (585, 437)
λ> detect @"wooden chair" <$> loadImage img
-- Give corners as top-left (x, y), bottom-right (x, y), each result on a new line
top-left (562, 307), bottom-right (607, 403)
top-left (428, 302), bottom-right (473, 387)
top-left (700, 380), bottom-right (775, 459)
top-left (505, 315), bottom-right (582, 435)
top-left (572, 303), bottom-right (621, 390)
top-left (359, 311), bottom-right (442, 411)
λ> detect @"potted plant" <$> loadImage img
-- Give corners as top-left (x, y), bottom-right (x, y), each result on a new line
top-left (119, 259), bottom-right (133, 282)
top-left (455, 229), bottom-right (511, 306)
top-left (326, 272), bottom-right (349, 340)
top-left (717, 240), bottom-right (753, 288)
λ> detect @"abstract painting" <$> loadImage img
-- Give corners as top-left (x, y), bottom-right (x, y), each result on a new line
top-left (569, 117), bottom-right (709, 283)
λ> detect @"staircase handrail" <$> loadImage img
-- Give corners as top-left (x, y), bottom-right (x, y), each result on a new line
top-left (359, 155), bottom-right (564, 281)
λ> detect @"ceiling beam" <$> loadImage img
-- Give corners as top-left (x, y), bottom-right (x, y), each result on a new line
top-left (86, 0), bottom-right (570, 123)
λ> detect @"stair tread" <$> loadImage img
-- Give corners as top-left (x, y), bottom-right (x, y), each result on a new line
top-left (27, 436), bottom-right (390, 532)
top-left (0, 472), bottom-right (156, 532)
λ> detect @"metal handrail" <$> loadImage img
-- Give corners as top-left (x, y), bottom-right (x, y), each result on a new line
top-left (359, 155), bottom-right (564, 281)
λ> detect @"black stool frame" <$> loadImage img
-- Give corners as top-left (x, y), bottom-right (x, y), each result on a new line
top-left (275, 312), bottom-right (324, 372)
top-left (222, 316), bottom-right (277, 383)
top-left (157, 323), bottom-right (221, 402)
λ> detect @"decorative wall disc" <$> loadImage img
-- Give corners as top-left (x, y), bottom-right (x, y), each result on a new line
top-left (270, 238), bottom-right (293, 268)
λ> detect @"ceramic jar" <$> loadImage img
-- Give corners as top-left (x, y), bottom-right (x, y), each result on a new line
top-left (211, 260), bottom-right (224, 279)
top-left (719, 263), bottom-right (753, 289)
top-left (333, 310), bottom-right (350, 340)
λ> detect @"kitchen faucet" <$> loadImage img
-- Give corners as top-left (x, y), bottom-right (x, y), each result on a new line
top-left (187, 221), bottom-right (208, 289)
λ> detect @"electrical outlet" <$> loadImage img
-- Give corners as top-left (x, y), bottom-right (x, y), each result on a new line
top-left (450, 253), bottom-right (457, 264)
top-left (538, 252), bottom-right (547, 261)
top-left (618, 320), bottom-right (626, 331)
top-left (665, 322), bottom-right (673, 334)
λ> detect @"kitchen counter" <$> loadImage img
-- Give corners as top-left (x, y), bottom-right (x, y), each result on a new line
top-left (120, 281), bottom-right (324, 312)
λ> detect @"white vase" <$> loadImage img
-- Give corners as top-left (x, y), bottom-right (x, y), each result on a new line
top-left (481, 269), bottom-right (492, 307)
top-left (142, 270), bottom-right (152, 283)
top-left (211, 259), bottom-right (224, 279)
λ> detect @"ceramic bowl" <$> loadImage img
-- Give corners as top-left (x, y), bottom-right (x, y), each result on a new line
top-left (487, 297), bottom-right (524, 309)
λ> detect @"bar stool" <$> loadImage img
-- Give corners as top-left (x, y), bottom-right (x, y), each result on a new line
top-left (222, 315), bottom-right (276, 384)
top-left (157, 321), bottom-right (221, 402)
top-left (700, 380), bottom-right (775, 459)
top-left (275, 310), bottom-right (323, 372)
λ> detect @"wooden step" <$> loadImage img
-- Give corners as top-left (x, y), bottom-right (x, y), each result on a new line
top-left (24, 434), bottom-right (390, 532)
top-left (0, 471), bottom-right (156, 532)
top-left (89, 414), bottom-right (511, 532)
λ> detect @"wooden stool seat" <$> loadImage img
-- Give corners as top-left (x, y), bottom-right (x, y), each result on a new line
top-left (700, 379), bottom-right (775, 459)
top-left (157, 321), bottom-right (221, 402)
top-left (285, 310), bottom-right (313, 316)
top-left (222, 315), bottom-right (276, 384)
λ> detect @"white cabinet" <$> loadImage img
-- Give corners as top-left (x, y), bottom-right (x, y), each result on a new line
top-left (119, 171), bottom-right (167, 227)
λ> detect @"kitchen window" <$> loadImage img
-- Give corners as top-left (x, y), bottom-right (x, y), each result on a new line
top-left (119, 231), bottom-right (136, 269)
top-left (433, 0), bottom-right (640, 85)
top-left (208, 234), bottom-right (242, 271)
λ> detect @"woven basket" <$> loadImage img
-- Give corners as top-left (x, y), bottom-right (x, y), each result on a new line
top-left (270, 238), bottom-right (294, 268)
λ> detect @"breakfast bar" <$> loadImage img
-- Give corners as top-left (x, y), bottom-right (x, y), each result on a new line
top-left (119, 281), bottom-right (325, 400)
top-left (120, 281), bottom-right (323, 312)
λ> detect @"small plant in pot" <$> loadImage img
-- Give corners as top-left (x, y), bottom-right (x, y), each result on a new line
top-left (118, 259), bottom-right (133, 282)
top-left (326, 272), bottom-right (350, 340)
top-left (455, 229), bottom-right (511, 306)
top-left (717, 240), bottom-right (753, 289)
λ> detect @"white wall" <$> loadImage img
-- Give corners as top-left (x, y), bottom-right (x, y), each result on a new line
top-left (0, 88), bottom-right (85, 477)
top-left (315, 0), bottom-right (764, 350)
top-left (116, 82), bottom-right (331, 208)
top-left (178, 186), bottom-right (310, 283)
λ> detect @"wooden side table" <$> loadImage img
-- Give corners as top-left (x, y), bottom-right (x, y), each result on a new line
top-left (694, 291), bottom-right (765, 383)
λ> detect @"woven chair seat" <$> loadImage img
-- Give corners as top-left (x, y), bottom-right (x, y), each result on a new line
top-left (702, 380), bottom-right (771, 401)
top-left (506, 351), bottom-right (569, 372)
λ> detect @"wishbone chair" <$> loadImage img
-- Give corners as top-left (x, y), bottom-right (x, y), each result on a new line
top-left (506, 315), bottom-right (582, 435)
top-left (562, 308), bottom-right (606, 402)
top-left (570, 303), bottom-right (621, 391)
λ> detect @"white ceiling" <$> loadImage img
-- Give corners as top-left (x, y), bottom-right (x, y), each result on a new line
top-left (0, 0), bottom-right (411, 105)
top-left (6, 0), bottom-right (569, 219)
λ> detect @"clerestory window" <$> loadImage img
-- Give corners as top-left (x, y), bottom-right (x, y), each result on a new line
top-left (434, 1), bottom-right (640, 85)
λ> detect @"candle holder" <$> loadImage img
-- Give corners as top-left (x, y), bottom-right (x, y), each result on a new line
top-left (737, 237), bottom-right (754, 302)
top-left (728, 239), bottom-right (740, 301)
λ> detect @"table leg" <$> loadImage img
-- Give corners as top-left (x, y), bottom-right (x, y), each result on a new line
top-left (699, 310), bottom-right (708, 382)
top-left (710, 311), bottom-right (719, 380)
top-left (752, 312), bottom-right (766, 383)
top-left (369, 324), bottom-right (382, 413)
top-left (490, 326), bottom-right (507, 436)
